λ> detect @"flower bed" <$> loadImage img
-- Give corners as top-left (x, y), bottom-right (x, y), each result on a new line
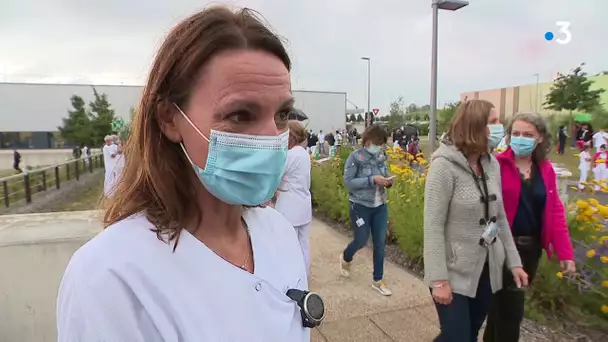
top-left (311, 146), bottom-right (608, 331)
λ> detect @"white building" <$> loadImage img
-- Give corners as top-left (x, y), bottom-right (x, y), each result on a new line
top-left (0, 82), bottom-right (347, 149)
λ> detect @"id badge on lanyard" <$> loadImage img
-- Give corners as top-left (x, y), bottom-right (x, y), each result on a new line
top-left (468, 157), bottom-right (498, 247)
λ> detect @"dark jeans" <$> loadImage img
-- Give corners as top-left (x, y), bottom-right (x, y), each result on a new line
top-left (343, 202), bottom-right (388, 281)
top-left (433, 262), bottom-right (493, 342)
top-left (483, 237), bottom-right (542, 342)
top-left (558, 138), bottom-right (566, 154)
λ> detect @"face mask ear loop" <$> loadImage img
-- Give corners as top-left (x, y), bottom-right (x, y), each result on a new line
top-left (172, 103), bottom-right (210, 143)
top-left (173, 103), bottom-right (207, 168)
top-left (179, 143), bottom-right (196, 165)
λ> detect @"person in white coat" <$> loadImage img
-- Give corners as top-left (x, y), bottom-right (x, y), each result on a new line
top-left (56, 7), bottom-right (321, 342)
top-left (275, 120), bottom-right (313, 272)
top-left (578, 144), bottom-right (592, 190)
top-left (593, 144), bottom-right (608, 190)
top-left (102, 135), bottom-right (118, 196)
top-left (112, 135), bottom-right (125, 188)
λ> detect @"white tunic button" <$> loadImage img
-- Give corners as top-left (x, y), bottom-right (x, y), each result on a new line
top-left (255, 282), bottom-right (262, 291)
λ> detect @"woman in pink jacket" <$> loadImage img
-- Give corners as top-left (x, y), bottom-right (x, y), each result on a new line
top-left (484, 113), bottom-right (576, 342)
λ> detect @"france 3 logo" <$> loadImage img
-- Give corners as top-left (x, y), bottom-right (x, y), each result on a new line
top-left (544, 21), bottom-right (571, 45)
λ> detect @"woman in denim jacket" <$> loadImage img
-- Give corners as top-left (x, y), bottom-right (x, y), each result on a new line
top-left (339, 124), bottom-right (393, 296)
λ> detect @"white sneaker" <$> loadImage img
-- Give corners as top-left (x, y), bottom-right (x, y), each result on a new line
top-left (372, 280), bottom-right (392, 296)
top-left (339, 253), bottom-right (351, 277)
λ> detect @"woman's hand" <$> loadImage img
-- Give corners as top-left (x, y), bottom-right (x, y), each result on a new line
top-left (373, 176), bottom-right (391, 187)
top-left (559, 260), bottom-right (576, 274)
top-left (511, 267), bottom-right (529, 288)
top-left (431, 281), bottom-right (453, 305)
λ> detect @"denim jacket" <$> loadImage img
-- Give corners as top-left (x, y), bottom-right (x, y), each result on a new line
top-left (343, 148), bottom-right (389, 207)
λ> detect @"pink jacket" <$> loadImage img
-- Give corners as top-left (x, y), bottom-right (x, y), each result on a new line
top-left (593, 152), bottom-right (608, 168)
top-left (496, 149), bottom-right (574, 261)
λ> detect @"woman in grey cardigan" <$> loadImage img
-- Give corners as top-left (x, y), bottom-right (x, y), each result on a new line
top-left (423, 100), bottom-right (528, 341)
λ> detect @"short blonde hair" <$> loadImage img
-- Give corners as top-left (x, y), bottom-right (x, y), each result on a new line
top-left (447, 99), bottom-right (494, 155)
top-left (287, 120), bottom-right (307, 146)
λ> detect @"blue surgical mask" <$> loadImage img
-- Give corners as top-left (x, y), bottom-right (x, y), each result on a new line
top-left (488, 124), bottom-right (505, 148)
top-left (510, 136), bottom-right (536, 156)
top-left (366, 144), bottom-right (382, 155)
top-left (175, 104), bottom-right (288, 206)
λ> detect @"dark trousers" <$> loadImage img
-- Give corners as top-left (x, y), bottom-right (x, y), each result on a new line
top-left (343, 202), bottom-right (388, 281)
top-left (558, 138), bottom-right (566, 154)
top-left (483, 238), bottom-right (542, 342)
top-left (433, 262), bottom-right (493, 342)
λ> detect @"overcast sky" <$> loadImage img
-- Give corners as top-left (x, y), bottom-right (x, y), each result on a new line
top-left (1, 0), bottom-right (606, 115)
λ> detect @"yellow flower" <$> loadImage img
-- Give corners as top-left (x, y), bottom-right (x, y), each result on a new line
top-left (597, 205), bottom-right (608, 218)
top-left (556, 271), bottom-right (564, 279)
top-left (602, 280), bottom-right (608, 288)
top-left (600, 256), bottom-right (608, 263)
top-left (587, 249), bottom-right (597, 258)
top-left (602, 305), bottom-right (608, 314)
top-left (600, 236), bottom-right (608, 243)
top-left (576, 200), bottom-right (589, 209)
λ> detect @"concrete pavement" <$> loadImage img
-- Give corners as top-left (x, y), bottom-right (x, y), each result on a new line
top-left (0, 211), bottom-right (441, 341)
top-left (307, 218), bottom-right (439, 341)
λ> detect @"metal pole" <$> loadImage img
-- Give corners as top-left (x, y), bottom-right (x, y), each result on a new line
top-left (366, 59), bottom-right (371, 127)
top-left (429, 1), bottom-right (439, 155)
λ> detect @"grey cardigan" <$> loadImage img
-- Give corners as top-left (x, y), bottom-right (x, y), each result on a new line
top-left (423, 143), bottom-right (522, 297)
top-left (343, 148), bottom-right (389, 207)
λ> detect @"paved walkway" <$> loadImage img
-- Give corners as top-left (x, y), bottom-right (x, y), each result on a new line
top-left (307, 218), bottom-right (440, 341)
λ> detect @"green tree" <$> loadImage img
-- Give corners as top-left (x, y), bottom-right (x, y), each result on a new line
top-left (119, 107), bottom-right (137, 142)
top-left (544, 63), bottom-right (605, 128)
top-left (356, 113), bottom-right (364, 122)
top-left (88, 87), bottom-right (116, 146)
top-left (388, 96), bottom-right (406, 130)
top-left (58, 95), bottom-right (93, 146)
top-left (438, 101), bottom-right (460, 132)
top-left (406, 103), bottom-right (418, 114)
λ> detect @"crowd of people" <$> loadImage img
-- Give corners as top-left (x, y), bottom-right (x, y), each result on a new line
top-left (53, 5), bottom-right (579, 342)
top-left (306, 128), bottom-right (356, 157)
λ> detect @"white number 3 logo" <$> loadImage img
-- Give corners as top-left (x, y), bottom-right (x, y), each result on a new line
top-left (555, 21), bottom-right (572, 45)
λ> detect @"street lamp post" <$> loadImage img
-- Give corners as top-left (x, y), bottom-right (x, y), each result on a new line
top-left (428, 0), bottom-right (468, 155)
top-left (533, 73), bottom-right (540, 113)
top-left (361, 57), bottom-right (371, 128)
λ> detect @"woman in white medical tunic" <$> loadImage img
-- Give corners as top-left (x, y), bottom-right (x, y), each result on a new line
top-left (56, 6), bottom-right (324, 342)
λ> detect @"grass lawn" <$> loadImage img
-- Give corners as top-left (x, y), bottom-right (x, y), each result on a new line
top-left (38, 176), bottom-right (104, 212)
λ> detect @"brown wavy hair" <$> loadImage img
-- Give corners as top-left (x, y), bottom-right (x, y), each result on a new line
top-left (447, 99), bottom-right (495, 155)
top-left (287, 120), bottom-right (307, 147)
top-left (102, 6), bottom-right (291, 247)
